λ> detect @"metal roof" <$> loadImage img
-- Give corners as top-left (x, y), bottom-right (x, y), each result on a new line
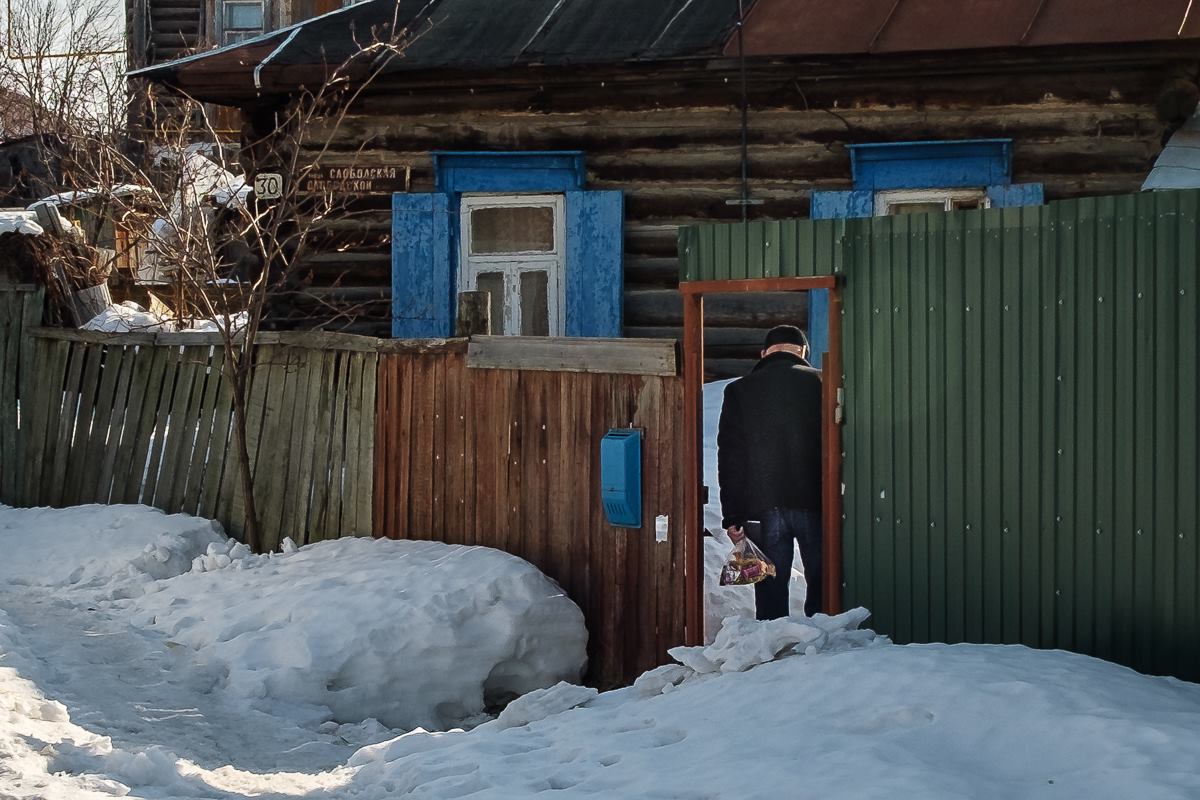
top-left (129, 0), bottom-right (743, 103)
top-left (132, 0), bottom-right (1200, 104)
top-left (734, 0), bottom-right (1200, 57)
top-left (1144, 114), bottom-right (1200, 191)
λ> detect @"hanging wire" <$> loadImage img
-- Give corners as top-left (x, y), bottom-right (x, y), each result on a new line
top-left (737, 0), bottom-right (749, 221)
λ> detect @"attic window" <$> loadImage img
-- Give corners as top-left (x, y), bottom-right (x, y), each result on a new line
top-left (223, 0), bottom-right (265, 44)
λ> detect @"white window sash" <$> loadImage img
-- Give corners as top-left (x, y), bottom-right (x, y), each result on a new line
top-left (458, 194), bottom-right (566, 336)
top-left (874, 187), bottom-right (990, 217)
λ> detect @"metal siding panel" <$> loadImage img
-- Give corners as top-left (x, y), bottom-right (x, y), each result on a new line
top-left (908, 213), bottom-right (932, 644)
top-left (713, 225), bottom-right (731, 281)
top-left (1111, 195), bottom-right (1138, 667)
top-left (1131, 193), bottom-right (1156, 674)
top-left (1093, 197), bottom-right (1118, 663)
top-left (982, 209), bottom-right (1005, 643)
top-left (566, 190), bottom-right (624, 338)
top-left (697, 225), bottom-right (716, 282)
top-left (1175, 191), bottom-right (1200, 680)
top-left (1038, 203), bottom-right (1060, 649)
top-left (891, 215), bottom-right (914, 644)
top-left (762, 220), bottom-right (781, 278)
top-left (392, 192), bottom-right (453, 338)
top-left (926, 212), bottom-right (949, 643)
top-left (999, 206), bottom-right (1023, 645)
top-left (729, 224), bottom-right (748, 281)
top-left (1018, 204), bottom-right (1046, 648)
top-left (870, 216), bottom-right (896, 639)
top-left (962, 210), bottom-right (985, 642)
top-left (779, 220), bottom-right (800, 278)
top-left (944, 213), bottom-right (967, 643)
top-left (1074, 196), bottom-right (1099, 657)
top-left (682, 188), bottom-right (1200, 680)
top-left (745, 222), bottom-right (765, 280)
top-left (847, 226), bottom-right (875, 612)
top-left (1054, 198), bottom-right (1079, 652)
top-left (1150, 192), bottom-right (1179, 674)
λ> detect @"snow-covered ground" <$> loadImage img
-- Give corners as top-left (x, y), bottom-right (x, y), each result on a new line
top-left (5, 504), bottom-right (1200, 799)
top-left (3, 379), bottom-right (1200, 798)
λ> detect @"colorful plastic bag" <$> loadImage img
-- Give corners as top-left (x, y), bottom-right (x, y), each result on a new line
top-left (719, 535), bottom-right (777, 586)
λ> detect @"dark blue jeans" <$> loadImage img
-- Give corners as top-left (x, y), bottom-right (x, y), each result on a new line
top-left (746, 508), bottom-right (823, 620)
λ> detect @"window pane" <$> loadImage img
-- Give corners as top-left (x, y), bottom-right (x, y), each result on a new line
top-left (889, 202), bottom-right (945, 215)
top-left (475, 272), bottom-right (505, 335)
top-left (519, 271), bottom-right (549, 336)
top-left (470, 206), bottom-right (554, 254)
top-left (952, 197), bottom-right (984, 211)
top-left (225, 2), bottom-right (264, 29)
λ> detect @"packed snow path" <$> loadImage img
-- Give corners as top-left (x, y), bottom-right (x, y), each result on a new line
top-left (0, 588), bottom-right (364, 775)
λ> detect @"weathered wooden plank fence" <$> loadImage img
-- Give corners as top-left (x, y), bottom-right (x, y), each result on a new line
top-left (0, 285), bottom-right (44, 504)
top-left (2, 305), bottom-right (690, 686)
top-left (11, 328), bottom-right (377, 548)
top-left (374, 336), bottom-right (688, 687)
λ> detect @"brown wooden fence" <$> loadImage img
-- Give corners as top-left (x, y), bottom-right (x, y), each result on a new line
top-left (374, 336), bottom-right (689, 687)
top-left (11, 328), bottom-right (376, 549)
top-left (3, 302), bottom-right (692, 687)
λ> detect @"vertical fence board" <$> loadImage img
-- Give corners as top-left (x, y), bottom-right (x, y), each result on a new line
top-left (45, 342), bottom-right (84, 507)
top-left (165, 348), bottom-right (209, 513)
top-left (23, 338), bottom-right (68, 506)
top-left (94, 345), bottom-right (138, 505)
top-left (312, 352), bottom-right (340, 544)
top-left (182, 348), bottom-right (224, 516)
top-left (81, 344), bottom-right (127, 505)
top-left (280, 349), bottom-right (315, 542)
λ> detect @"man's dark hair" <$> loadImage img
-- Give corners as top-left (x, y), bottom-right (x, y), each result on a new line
top-left (763, 325), bottom-right (808, 350)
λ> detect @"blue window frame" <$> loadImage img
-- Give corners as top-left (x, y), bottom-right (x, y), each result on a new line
top-left (807, 139), bottom-right (1044, 367)
top-left (392, 152), bottom-right (623, 339)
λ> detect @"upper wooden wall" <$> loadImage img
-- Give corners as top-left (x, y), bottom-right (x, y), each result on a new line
top-left (265, 46), bottom-right (1190, 373)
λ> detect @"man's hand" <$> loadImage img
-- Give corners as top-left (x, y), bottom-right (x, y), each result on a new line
top-left (726, 525), bottom-right (745, 543)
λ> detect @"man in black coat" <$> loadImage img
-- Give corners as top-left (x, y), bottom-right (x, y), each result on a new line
top-left (717, 324), bottom-right (823, 619)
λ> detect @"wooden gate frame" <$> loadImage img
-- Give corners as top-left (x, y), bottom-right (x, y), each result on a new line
top-left (680, 276), bottom-right (844, 644)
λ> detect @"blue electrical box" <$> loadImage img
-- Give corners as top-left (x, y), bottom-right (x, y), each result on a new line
top-left (600, 428), bottom-right (642, 528)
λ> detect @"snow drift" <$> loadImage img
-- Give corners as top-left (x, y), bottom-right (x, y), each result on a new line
top-left (0, 504), bottom-right (225, 597)
top-left (129, 536), bottom-right (589, 730)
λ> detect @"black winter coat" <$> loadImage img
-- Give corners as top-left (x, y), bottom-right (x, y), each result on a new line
top-left (717, 351), bottom-right (822, 528)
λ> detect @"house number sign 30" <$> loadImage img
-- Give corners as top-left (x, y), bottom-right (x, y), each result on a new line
top-left (253, 173), bottom-right (283, 200)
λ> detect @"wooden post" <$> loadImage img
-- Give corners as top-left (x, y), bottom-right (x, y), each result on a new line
top-left (681, 290), bottom-right (705, 646)
top-left (455, 291), bottom-right (491, 337)
top-left (822, 284), bottom-right (845, 614)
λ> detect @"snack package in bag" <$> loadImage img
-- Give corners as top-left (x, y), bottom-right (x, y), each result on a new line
top-left (719, 535), bottom-right (777, 586)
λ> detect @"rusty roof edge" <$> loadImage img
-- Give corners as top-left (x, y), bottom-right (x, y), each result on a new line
top-left (126, 0), bottom-right (397, 82)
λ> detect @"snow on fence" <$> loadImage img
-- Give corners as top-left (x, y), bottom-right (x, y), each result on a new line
top-left (10, 328), bottom-right (377, 547)
top-left (374, 336), bottom-right (689, 687)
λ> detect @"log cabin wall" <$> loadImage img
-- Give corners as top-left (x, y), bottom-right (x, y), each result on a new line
top-left (269, 45), bottom-right (1192, 375)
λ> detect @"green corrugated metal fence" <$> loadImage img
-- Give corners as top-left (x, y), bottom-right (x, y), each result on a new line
top-left (679, 189), bottom-right (1200, 680)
